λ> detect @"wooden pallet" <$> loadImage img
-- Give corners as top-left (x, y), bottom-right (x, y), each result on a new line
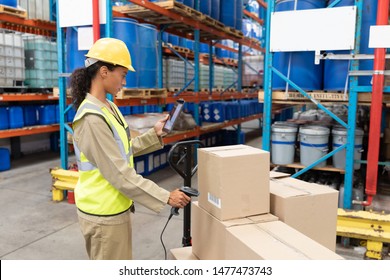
top-left (116, 88), bottom-right (167, 99)
top-left (224, 26), bottom-right (244, 39)
top-left (114, 0), bottom-right (204, 23)
top-left (222, 58), bottom-right (237, 64)
top-left (171, 45), bottom-right (190, 54)
top-left (168, 87), bottom-right (181, 92)
top-left (0, 5), bottom-right (27, 19)
top-left (258, 90), bottom-right (390, 104)
top-left (201, 15), bottom-right (225, 32)
top-left (149, 88), bottom-right (168, 98)
top-left (158, 0), bottom-right (205, 21)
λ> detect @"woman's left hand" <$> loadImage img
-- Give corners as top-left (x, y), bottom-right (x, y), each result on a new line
top-left (154, 114), bottom-right (169, 137)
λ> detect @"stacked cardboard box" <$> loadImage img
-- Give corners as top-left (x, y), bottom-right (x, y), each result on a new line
top-left (184, 145), bottom-right (343, 260)
top-left (169, 247), bottom-right (198, 260)
top-left (269, 174), bottom-right (339, 251)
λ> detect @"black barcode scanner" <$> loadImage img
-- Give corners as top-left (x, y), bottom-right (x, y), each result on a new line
top-left (170, 186), bottom-right (200, 216)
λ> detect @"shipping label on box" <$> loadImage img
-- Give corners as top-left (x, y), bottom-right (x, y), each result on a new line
top-left (198, 145), bottom-right (270, 221)
top-left (269, 177), bottom-right (339, 251)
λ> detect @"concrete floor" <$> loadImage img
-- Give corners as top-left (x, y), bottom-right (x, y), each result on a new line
top-left (0, 122), bottom-right (380, 260)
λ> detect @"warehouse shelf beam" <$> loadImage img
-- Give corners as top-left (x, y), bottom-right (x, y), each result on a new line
top-left (343, 0), bottom-right (363, 209)
top-left (291, 144), bottom-right (347, 178)
top-left (0, 125), bottom-right (61, 139)
top-left (0, 94), bottom-right (58, 101)
top-left (126, 0), bottom-right (261, 51)
top-left (0, 14), bottom-right (56, 35)
top-left (262, 0), bottom-right (384, 210)
top-left (243, 10), bottom-right (264, 26)
top-left (56, 2), bottom-right (68, 170)
top-left (271, 67), bottom-right (348, 128)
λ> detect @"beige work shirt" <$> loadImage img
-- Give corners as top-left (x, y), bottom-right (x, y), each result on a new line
top-left (73, 94), bottom-right (170, 213)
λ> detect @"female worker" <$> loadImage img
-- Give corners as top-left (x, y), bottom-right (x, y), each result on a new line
top-left (70, 38), bottom-right (190, 260)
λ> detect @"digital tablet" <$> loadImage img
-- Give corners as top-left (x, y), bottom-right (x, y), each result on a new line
top-left (163, 99), bottom-right (185, 133)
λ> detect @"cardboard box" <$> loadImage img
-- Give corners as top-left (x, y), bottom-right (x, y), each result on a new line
top-left (191, 201), bottom-right (278, 260)
top-left (225, 221), bottom-right (344, 260)
top-left (168, 247), bottom-right (199, 260)
top-left (269, 177), bottom-right (339, 251)
top-left (198, 145), bottom-right (270, 220)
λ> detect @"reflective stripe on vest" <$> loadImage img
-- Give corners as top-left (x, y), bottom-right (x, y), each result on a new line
top-left (72, 99), bottom-right (133, 215)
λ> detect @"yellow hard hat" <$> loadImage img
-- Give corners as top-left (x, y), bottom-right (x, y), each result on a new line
top-left (85, 38), bottom-right (135, 72)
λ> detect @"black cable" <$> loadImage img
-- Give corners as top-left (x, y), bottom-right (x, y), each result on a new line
top-left (160, 213), bottom-right (174, 260)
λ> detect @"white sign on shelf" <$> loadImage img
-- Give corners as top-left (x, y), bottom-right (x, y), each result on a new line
top-left (78, 27), bottom-right (94, 51)
top-left (270, 6), bottom-right (357, 52)
top-left (369, 25), bottom-right (390, 48)
top-left (58, 0), bottom-right (107, 28)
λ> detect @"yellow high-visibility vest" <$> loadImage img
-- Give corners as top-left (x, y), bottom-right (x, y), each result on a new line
top-left (72, 99), bottom-right (133, 215)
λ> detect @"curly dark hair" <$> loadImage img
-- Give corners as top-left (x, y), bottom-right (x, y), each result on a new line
top-left (70, 62), bottom-right (116, 109)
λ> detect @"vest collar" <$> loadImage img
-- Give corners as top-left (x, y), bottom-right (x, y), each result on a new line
top-left (86, 93), bottom-right (114, 113)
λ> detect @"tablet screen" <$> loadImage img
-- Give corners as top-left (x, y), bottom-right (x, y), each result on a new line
top-left (163, 100), bottom-right (185, 133)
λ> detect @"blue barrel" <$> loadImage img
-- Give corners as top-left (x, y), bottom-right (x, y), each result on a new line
top-left (246, 0), bottom-right (259, 14)
top-left (0, 107), bottom-right (9, 130)
top-left (24, 105), bottom-right (38, 126)
top-left (113, 18), bottom-right (139, 88)
top-left (199, 0), bottom-right (211, 16)
top-left (9, 106), bottom-right (24, 129)
top-left (324, 0), bottom-right (378, 89)
top-left (179, 37), bottom-right (187, 48)
top-left (200, 43), bottom-right (209, 54)
top-left (39, 105), bottom-right (56, 125)
top-left (360, 0), bottom-right (378, 86)
top-left (168, 34), bottom-right (180, 45)
top-left (67, 107), bottom-right (77, 122)
top-left (176, 0), bottom-right (194, 8)
top-left (0, 148), bottom-right (10, 171)
top-left (242, 18), bottom-right (252, 37)
top-left (180, 38), bottom-right (194, 50)
top-left (211, 0), bottom-right (220, 21)
top-left (0, 0), bottom-right (17, 8)
top-left (186, 39), bottom-right (194, 50)
top-left (236, 0), bottom-right (243, 31)
top-left (273, 0), bottom-right (326, 90)
top-left (55, 104), bottom-right (68, 123)
top-left (216, 47), bottom-right (228, 58)
top-left (66, 27), bottom-right (88, 73)
top-left (137, 23), bottom-right (158, 88)
top-left (220, 0), bottom-right (236, 28)
top-left (162, 32), bottom-right (169, 42)
top-left (210, 102), bottom-right (226, 122)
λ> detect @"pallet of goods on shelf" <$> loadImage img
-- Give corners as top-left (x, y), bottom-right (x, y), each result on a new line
top-left (258, 90), bottom-right (390, 105)
top-left (116, 88), bottom-right (167, 99)
top-left (0, 4), bottom-right (27, 19)
top-left (18, 0), bottom-right (50, 21)
top-left (114, 0), bottom-right (205, 24)
top-left (114, 0), bottom-right (246, 40)
top-left (0, 30), bottom-right (25, 88)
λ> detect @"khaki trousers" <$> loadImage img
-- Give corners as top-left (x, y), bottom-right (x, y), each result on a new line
top-left (77, 209), bottom-right (132, 260)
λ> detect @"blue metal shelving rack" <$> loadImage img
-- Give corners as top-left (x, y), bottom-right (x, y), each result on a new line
top-left (262, 0), bottom-right (389, 209)
top-left (57, 0), bottom-right (260, 169)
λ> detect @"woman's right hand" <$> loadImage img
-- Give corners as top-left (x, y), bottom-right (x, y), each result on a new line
top-left (167, 189), bottom-right (191, 208)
